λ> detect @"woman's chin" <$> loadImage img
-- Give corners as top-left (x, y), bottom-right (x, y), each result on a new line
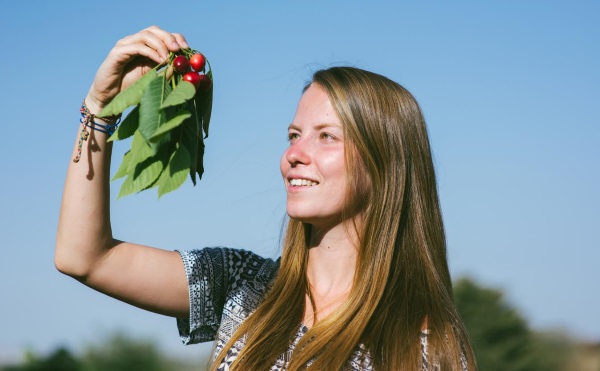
top-left (286, 212), bottom-right (310, 223)
top-left (286, 210), bottom-right (319, 225)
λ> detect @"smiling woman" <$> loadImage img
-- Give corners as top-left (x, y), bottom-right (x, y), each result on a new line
top-left (55, 26), bottom-right (475, 370)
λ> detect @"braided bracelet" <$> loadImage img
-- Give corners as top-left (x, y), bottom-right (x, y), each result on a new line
top-left (73, 100), bottom-right (121, 163)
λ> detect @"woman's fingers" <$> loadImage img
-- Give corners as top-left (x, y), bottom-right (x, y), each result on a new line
top-left (88, 26), bottom-right (191, 110)
top-left (114, 29), bottom-right (168, 63)
top-left (172, 33), bottom-right (189, 49)
top-left (142, 25), bottom-right (186, 53)
top-left (110, 26), bottom-right (187, 67)
top-left (110, 41), bottom-right (164, 67)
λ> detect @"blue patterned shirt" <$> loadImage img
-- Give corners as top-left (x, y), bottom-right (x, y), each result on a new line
top-left (176, 247), bottom-right (460, 370)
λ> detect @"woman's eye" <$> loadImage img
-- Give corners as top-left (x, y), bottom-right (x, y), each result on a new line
top-left (320, 132), bottom-right (335, 141)
top-left (288, 133), bottom-right (300, 141)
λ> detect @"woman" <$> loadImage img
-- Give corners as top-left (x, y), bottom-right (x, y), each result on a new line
top-left (56, 26), bottom-right (475, 370)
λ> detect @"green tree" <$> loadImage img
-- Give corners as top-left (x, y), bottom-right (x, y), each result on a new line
top-left (80, 332), bottom-right (170, 371)
top-left (2, 333), bottom-right (197, 371)
top-left (454, 277), bottom-right (573, 371)
top-left (3, 347), bottom-right (81, 371)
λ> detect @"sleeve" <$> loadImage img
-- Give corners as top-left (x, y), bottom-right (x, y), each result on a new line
top-left (175, 247), bottom-right (279, 345)
top-left (176, 248), bottom-right (229, 345)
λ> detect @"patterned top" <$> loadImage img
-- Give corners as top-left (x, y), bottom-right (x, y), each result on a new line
top-left (176, 247), bottom-right (448, 370)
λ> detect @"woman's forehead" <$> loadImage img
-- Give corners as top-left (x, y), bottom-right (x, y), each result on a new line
top-left (293, 85), bottom-right (339, 124)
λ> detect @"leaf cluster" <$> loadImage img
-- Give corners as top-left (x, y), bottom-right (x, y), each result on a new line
top-left (98, 49), bottom-right (213, 198)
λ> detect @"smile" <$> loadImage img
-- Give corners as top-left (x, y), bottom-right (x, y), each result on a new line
top-left (289, 178), bottom-right (318, 187)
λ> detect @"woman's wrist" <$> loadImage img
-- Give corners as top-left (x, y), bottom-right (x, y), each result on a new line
top-left (83, 93), bottom-right (106, 118)
top-left (80, 99), bottom-right (121, 132)
top-left (72, 97), bottom-right (120, 163)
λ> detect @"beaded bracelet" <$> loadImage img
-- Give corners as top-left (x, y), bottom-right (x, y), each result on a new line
top-left (73, 100), bottom-right (121, 163)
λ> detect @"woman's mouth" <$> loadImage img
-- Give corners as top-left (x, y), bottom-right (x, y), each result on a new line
top-left (289, 178), bottom-right (319, 187)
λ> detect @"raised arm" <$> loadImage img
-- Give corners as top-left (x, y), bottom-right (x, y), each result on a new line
top-left (55, 26), bottom-right (191, 318)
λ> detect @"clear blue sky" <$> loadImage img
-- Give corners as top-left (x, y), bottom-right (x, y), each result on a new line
top-left (0, 0), bottom-right (598, 363)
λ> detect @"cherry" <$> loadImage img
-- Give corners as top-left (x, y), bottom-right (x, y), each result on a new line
top-left (172, 55), bottom-right (190, 74)
top-left (189, 53), bottom-right (206, 72)
top-left (182, 72), bottom-right (201, 88)
top-left (197, 74), bottom-right (212, 91)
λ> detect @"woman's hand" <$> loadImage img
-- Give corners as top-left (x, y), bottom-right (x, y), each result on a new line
top-left (85, 25), bottom-right (189, 114)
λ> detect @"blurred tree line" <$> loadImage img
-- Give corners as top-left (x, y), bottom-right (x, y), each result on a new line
top-left (2, 278), bottom-right (599, 370)
top-left (453, 278), bottom-right (599, 371)
top-left (0, 333), bottom-right (200, 371)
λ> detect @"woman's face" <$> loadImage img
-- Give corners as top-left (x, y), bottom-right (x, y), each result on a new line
top-left (280, 84), bottom-right (348, 227)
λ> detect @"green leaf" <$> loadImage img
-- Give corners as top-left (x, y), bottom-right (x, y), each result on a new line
top-left (108, 105), bottom-right (139, 142)
top-left (161, 81), bottom-right (196, 109)
top-left (142, 174), bottom-right (161, 190)
top-left (99, 71), bottom-right (158, 117)
top-left (117, 175), bottom-right (137, 199)
top-left (194, 72), bottom-right (213, 139)
top-left (150, 82), bottom-right (174, 151)
top-left (149, 109), bottom-right (191, 141)
top-left (158, 144), bottom-right (191, 198)
top-left (131, 154), bottom-right (165, 193)
top-left (196, 140), bottom-right (205, 180)
top-left (112, 150), bottom-right (131, 181)
top-left (138, 75), bottom-right (166, 143)
top-left (189, 92), bottom-right (207, 181)
top-left (181, 102), bottom-right (199, 185)
top-left (129, 130), bottom-right (155, 165)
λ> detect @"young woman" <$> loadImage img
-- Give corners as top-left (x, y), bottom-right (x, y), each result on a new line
top-left (56, 26), bottom-right (475, 370)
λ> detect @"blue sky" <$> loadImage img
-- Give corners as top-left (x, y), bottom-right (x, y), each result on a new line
top-left (0, 0), bottom-right (598, 363)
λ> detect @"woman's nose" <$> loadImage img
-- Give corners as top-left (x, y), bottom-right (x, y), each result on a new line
top-left (285, 140), bottom-right (311, 166)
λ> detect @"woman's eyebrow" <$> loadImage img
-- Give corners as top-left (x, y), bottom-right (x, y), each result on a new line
top-left (287, 123), bottom-right (341, 131)
top-left (315, 123), bottom-right (342, 130)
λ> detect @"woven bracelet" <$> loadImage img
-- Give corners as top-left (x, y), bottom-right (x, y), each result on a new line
top-left (73, 100), bottom-right (121, 163)
top-left (82, 115), bottom-right (121, 135)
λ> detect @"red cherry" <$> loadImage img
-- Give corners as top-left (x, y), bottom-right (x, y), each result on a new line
top-left (182, 72), bottom-right (201, 88)
top-left (189, 53), bottom-right (206, 72)
top-left (197, 74), bottom-right (212, 90)
top-left (172, 55), bottom-right (190, 74)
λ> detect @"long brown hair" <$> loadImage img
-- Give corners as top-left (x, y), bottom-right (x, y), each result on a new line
top-left (210, 67), bottom-right (475, 370)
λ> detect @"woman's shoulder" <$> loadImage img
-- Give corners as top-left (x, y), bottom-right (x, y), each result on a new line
top-left (178, 247), bottom-right (280, 281)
